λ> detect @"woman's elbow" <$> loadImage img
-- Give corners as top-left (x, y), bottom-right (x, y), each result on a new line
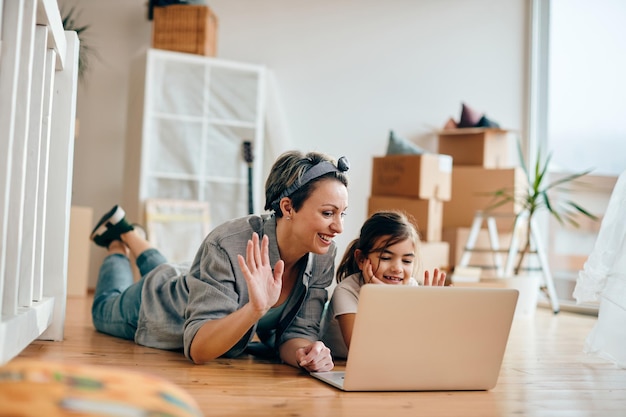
top-left (190, 350), bottom-right (219, 365)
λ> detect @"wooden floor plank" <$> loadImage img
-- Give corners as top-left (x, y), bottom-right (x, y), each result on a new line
top-left (12, 295), bottom-right (626, 417)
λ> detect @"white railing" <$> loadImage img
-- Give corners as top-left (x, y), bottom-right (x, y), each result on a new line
top-left (0, 0), bottom-right (78, 364)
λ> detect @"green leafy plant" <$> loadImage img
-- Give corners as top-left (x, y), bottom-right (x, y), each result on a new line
top-left (61, 6), bottom-right (92, 80)
top-left (487, 140), bottom-right (598, 275)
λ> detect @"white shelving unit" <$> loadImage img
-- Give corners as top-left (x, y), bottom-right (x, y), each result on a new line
top-left (123, 49), bottom-right (266, 254)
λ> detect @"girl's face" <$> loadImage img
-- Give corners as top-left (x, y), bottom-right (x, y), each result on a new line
top-left (358, 236), bottom-right (415, 285)
top-left (288, 179), bottom-right (348, 255)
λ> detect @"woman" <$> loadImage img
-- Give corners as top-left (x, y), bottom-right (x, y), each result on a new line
top-left (90, 151), bottom-right (349, 372)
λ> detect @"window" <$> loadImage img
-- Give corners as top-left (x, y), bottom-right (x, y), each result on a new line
top-left (547, 0), bottom-right (626, 176)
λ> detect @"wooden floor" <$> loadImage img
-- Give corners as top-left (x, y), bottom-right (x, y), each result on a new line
top-left (14, 295), bottom-right (626, 417)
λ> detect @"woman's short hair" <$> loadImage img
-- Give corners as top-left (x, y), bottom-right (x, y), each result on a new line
top-left (264, 150), bottom-right (349, 217)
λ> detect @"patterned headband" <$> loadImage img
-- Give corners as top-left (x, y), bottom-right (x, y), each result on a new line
top-left (271, 156), bottom-right (350, 211)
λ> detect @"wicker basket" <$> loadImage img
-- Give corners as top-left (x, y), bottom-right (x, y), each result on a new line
top-left (152, 5), bottom-right (218, 56)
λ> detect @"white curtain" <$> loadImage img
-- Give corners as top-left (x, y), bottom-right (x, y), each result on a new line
top-left (574, 169), bottom-right (626, 367)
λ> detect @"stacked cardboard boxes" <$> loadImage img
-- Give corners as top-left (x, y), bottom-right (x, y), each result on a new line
top-left (438, 128), bottom-right (528, 277)
top-left (369, 154), bottom-right (453, 280)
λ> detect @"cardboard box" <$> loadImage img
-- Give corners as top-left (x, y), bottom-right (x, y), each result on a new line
top-left (443, 166), bottom-right (527, 229)
top-left (417, 241), bottom-right (450, 283)
top-left (371, 154), bottom-right (452, 201)
top-left (368, 196), bottom-right (443, 242)
top-left (152, 5), bottom-right (218, 57)
top-left (67, 206), bottom-right (93, 297)
top-left (438, 128), bottom-right (511, 168)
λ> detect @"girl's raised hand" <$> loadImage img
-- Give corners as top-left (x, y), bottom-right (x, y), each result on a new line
top-left (423, 268), bottom-right (447, 286)
top-left (237, 233), bottom-right (284, 315)
top-left (362, 258), bottom-right (384, 284)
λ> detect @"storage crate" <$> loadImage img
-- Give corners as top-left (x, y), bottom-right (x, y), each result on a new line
top-left (152, 5), bottom-right (218, 56)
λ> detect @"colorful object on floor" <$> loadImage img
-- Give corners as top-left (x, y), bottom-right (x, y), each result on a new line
top-left (0, 359), bottom-right (202, 417)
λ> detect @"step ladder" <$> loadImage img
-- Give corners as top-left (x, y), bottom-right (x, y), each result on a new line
top-left (458, 211), bottom-right (560, 314)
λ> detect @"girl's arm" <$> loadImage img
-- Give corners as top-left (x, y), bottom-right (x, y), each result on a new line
top-left (337, 313), bottom-right (356, 349)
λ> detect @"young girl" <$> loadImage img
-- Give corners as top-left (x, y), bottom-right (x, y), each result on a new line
top-left (320, 210), bottom-right (446, 359)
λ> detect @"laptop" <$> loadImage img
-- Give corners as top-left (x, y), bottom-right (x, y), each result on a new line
top-left (311, 285), bottom-right (519, 391)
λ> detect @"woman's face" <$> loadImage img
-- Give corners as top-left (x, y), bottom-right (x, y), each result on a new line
top-left (359, 236), bottom-right (415, 285)
top-left (288, 179), bottom-right (348, 255)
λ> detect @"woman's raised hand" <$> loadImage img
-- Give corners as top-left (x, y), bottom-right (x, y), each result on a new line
top-left (423, 268), bottom-right (447, 286)
top-left (237, 233), bottom-right (284, 315)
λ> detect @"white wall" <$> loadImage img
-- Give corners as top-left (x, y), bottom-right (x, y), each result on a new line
top-left (61, 0), bottom-right (529, 288)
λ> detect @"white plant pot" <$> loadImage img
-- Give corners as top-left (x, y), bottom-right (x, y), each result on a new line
top-left (501, 275), bottom-right (541, 318)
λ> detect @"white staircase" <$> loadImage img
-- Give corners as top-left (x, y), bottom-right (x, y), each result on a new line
top-left (0, 0), bottom-right (79, 364)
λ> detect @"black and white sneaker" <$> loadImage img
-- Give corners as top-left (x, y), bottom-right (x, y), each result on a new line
top-left (90, 205), bottom-right (134, 247)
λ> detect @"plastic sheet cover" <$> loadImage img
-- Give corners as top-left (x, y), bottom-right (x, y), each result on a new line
top-left (573, 169), bottom-right (626, 367)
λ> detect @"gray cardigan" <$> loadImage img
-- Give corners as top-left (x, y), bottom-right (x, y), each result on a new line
top-left (134, 214), bottom-right (336, 360)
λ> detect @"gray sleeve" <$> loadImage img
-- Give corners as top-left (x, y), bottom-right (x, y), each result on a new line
top-left (279, 246), bottom-right (336, 345)
top-left (182, 239), bottom-right (251, 360)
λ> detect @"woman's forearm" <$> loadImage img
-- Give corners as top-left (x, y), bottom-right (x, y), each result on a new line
top-left (279, 338), bottom-right (311, 368)
top-left (280, 338), bottom-right (334, 372)
top-left (189, 303), bottom-right (264, 364)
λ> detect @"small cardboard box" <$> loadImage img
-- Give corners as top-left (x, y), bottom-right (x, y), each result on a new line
top-left (417, 241), bottom-right (450, 282)
top-left (67, 206), bottom-right (93, 297)
top-left (438, 128), bottom-right (511, 168)
top-left (152, 5), bottom-right (218, 57)
top-left (443, 166), bottom-right (527, 229)
top-left (371, 154), bottom-right (452, 201)
top-left (368, 196), bottom-right (443, 242)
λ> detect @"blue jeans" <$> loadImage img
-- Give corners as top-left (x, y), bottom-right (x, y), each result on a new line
top-left (92, 248), bottom-right (167, 340)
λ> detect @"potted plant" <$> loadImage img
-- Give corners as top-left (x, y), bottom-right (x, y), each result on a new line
top-left (61, 5), bottom-right (93, 81)
top-left (488, 140), bottom-right (598, 275)
top-left (485, 140), bottom-right (598, 316)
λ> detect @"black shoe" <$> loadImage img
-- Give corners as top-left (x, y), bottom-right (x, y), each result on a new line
top-left (90, 205), bottom-right (134, 247)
